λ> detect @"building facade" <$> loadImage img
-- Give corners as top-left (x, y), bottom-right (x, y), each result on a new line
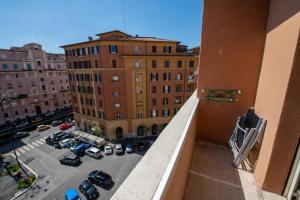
top-left (62, 30), bottom-right (199, 140)
top-left (0, 43), bottom-right (72, 125)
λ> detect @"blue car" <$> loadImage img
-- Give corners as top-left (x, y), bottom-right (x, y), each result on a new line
top-left (65, 188), bottom-right (81, 200)
top-left (74, 143), bottom-right (92, 155)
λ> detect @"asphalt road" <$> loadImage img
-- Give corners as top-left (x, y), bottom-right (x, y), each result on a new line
top-left (0, 126), bottom-right (143, 200)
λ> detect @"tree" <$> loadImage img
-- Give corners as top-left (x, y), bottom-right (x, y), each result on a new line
top-left (91, 124), bottom-right (103, 136)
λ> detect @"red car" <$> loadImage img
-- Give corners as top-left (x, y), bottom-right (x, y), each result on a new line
top-left (59, 123), bottom-right (72, 130)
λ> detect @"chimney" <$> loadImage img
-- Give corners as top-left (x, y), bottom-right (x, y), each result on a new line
top-left (88, 36), bottom-right (93, 41)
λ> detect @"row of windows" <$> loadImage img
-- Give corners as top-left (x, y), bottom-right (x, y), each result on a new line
top-left (69, 73), bottom-right (102, 82)
top-left (65, 46), bottom-right (100, 57)
top-left (77, 85), bottom-right (93, 94)
top-left (151, 84), bottom-right (194, 93)
top-left (150, 72), bottom-right (193, 81)
top-left (2, 63), bottom-right (32, 70)
top-left (150, 108), bottom-right (180, 117)
top-left (150, 97), bottom-right (182, 106)
top-left (151, 60), bottom-right (194, 68)
top-left (73, 61), bottom-right (91, 69)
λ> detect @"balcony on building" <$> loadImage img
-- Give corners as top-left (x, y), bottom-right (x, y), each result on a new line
top-left (112, 0), bottom-right (300, 200)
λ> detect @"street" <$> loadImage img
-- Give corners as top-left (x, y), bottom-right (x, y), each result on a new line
top-left (0, 126), bottom-right (143, 200)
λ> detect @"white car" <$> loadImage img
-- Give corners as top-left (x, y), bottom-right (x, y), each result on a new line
top-left (59, 138), bottom-right (74, 148)
top-left (104, 145), bottom-right (113, 155)
top-left (85, 147), bottom-right (102, 159)
top-left (115, 144), bottom-right (123, 154)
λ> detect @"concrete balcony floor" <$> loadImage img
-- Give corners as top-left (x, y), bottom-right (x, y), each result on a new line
top-left (184, 141), bottom-right (286, 200)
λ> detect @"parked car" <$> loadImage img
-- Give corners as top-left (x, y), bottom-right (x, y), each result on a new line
top-left (85, 147), bottom-right (102, 159)
top-left (114, 144), bottom-right (123, 154)
top-left (13, 132), bottom-right (30, 139)
top-left (15, 122), bottom-right (29, 129)
top-left (59, 152), bottom-right (81, 166)
top-left (60, 123), bottom-right (72, 131)
top-left (104, 145), bottom-right (113, 155)
top-left (65, 188), bottom-right (81, 200)
top-left (74, 143), bottom-right (92, 156)
top-left (59, 138), bottom-right (75, 148)
top-left (71, 120), bottom-right (76, 126)
top-left (51, 120), bottom-right (63, 127)
top-left (45, 136), bottom-right (58, 146)
top-left (79, 180), bottom-right (99, 200)
top-left (125, 144), bottom-right (134, 153)
top-left (137, 142), bottom-right (146, 152)
top-left (60, 132), bottom-right (74, 141)
top-left (88, 170), bottom-right (113, 188)
top-left (37, 124), bottom-right (51, 132)
top-left (53, 131), bottom-right (67, 140)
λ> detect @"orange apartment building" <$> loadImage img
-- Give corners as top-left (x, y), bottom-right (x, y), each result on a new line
top-left (61, 30), bottom-right (199, 140)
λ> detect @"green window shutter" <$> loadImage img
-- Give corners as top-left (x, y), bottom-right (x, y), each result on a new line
top-left (27, 63), bottom-right (32, 70)
top-left (2, 64), bottom-right (8, 70)
top-left (13, 64), bottom-right (18, 70)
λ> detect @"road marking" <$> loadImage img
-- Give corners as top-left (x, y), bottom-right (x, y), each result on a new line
top-left (23, 146), bottom-right (30, 151)
top-left (36, 140), bottom-right (44, 145)
top-left (15, 150), bottom-right (21, 156)
top-left (38, 138), bottom-right (45, 143)
top-left (43, 137), bottom-right (48, 139)
top-left (27, 143), bottom-right (35, 149)
top-left (31, 142), bottom-right (39, 147)
top-left (18, 148), bottom-right (26, 154)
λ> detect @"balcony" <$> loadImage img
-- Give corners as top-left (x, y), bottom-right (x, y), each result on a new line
top-left (111, 91), bottom-right (286, 200)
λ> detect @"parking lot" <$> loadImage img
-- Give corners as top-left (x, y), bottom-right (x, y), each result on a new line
top-left (0, 125), bottom-right (144, 200)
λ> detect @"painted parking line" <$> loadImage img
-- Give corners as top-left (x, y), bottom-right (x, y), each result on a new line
top-left (27, 144), bottom-right (35, 149)
top-left (23, 146), bottom-right (30, 151)
top-left (36, 140), bottom-right (44, 145)
top-left (18, 148), bottom-right (26, 154)
top-left (31, 142), bottom-right (39, 147)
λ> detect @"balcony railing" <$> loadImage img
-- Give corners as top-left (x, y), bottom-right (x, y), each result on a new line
top-left (111, 91), bottom-right (199, 200)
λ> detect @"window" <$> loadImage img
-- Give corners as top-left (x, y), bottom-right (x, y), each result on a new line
top-left (26, 64), bottom-right (32, 70)
top-left (4, 113), bottom-right (9, 118)
top-left (15, 110), bottom-right (19, 115)
top-left (175, 73), bottom-right (182, 80)
top-left (40, 78), bottom-right (44, 82)
top-left (164, 60), bottom-right (170, 68)
top-left (163, 85), bottom-right (170, 93)
top-left (45, 101), bottom-right (49, 105)
top-left (150, 73), bottom-right (158, 81)
top-left (163, 73), bottom-right (171, 81)
top-left (174, 108), bottom-right (180, 115)
top-left (152, 86), bottom-right (157, 93)
top-left (163, 97), bottom-right (168, 106)
top-left (151, 110), bottom-right (158, 117)
top-left (82, 108), bottom-right (85, 115)
top-left (98, 87), bottom-right (101, 95)
top-left (188, 74), bottom-right (194, 81)
top-left (177, 61), bottom-right (182, 68)
top-left (112, 59), bottom-right (117, 68)
top-left (15, 74), bottom-right (19, 78)
top-left (187, 84), bottom-right (194, 92)
top-left (112, 75), bottom-right (119, 82)
top-left (163, 109), bottom-right (170, 117)
top-left (136, 87), bottom-right (143, 94)
top-left (110, 45), bottom-right (118, 53)
top-left (37, 60), bottom-right (41, 66)
top-left (92, 110), bottom-right (96, 117)
top-left (189, 60), bottom-right (194, 68)
top-left (152, 98), bottom-right (157, 106)
top-left (135, 60), bottom-right (142, 68)
top-left (175, 96), bottom-right (182, 104)
top-left (87, 109), bottom-right (91, 116)
top-left (152, 60), bottom-right (157, 68)
top-left (13, 64), bottom-right (18, 70)
top-left (24, 108), bottom-right (28, 113)
top-left (136, 74), bottom-right (142, 82)
top-left (2, 64), bottom-right (8, 70)
top-left (94, 74), bottom-right (101, 82)
top-left (137, 111), bottom-right (143, 118)
top-left (176, 85), bottom-right (183, 92)
top-left (42, 85), bottom-right (46, 90)
top-left (135, 46), bottom-right (141, 53)
top-left (114, 103), bottom-right (121, 108)
top-left (113, 89), bottom-right (120, 96)
top-left (163, 46), bottom-right (172, 53)
top-left (152, 46), bottom-right (157, 53)
top-left (116, 113), bottom-right (121, 120)
top-left (99, 111), bottom-right (105, 119)
top-left (95, 60), bottom-right (98, 68)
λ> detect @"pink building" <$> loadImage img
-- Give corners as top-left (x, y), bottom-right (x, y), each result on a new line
top-left (0, 43), bottom-right (72, 126)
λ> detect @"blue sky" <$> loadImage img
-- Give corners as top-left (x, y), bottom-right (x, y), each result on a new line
top-left (0, 0), bottom-right (203, 53)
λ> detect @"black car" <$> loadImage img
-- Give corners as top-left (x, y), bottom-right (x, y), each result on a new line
top-left (51, 120), bottom-right (63, 127)
top-left (59, 152), bottom-right (81, 166)
top-left (137, 142), bottom-right (146, 152)
top-left (88, 170), bottom-right (112, 188)
top-left (60, 132), bottom-right (73, 141)
top-left (79, 180), bottom-right (99, 200)
top-left (45, 136), bottom-right (58, 146)
top-left (13, 132), bottom-right (30, 139)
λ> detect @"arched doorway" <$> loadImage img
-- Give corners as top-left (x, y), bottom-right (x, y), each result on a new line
top-left (116, 127), bottom-right (123, 139)
top-left (152, 124), bottom-right (158, 135)
top-left (35, 105), bottom-right (42, 115)
top-left (137, 125), bottom-right (145, 136)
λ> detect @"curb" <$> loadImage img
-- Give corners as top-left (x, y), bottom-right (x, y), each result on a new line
top-left (5, 153), bottom-right (39, 200)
